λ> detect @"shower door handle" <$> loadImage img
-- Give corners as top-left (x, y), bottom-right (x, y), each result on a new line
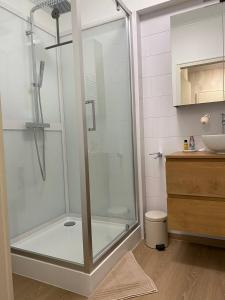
top-left (85, 100), bottom-right (96, 131)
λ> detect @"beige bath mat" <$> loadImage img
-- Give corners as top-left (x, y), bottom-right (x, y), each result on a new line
top-left (89, 251), bottom-right (158, 300)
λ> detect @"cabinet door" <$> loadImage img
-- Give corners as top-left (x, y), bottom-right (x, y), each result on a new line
top-left (166, 159), bottom-right (225, 198)
top-left (168, 197), bottom-right (225, 237)
top-left (171, 4), bottom-right (223, 65)
top-left (171, 3), bottom-right (224, 106)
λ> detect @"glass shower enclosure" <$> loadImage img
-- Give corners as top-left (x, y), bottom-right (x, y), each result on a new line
top-left (2, 0), bottom-right (139, 273)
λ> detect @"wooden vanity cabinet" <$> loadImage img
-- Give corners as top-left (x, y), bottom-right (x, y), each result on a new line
top-left (166, 152), bottom-right (225, 238)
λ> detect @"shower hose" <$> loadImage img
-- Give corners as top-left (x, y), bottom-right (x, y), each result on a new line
top-left (33, 87), bottom-right (46, 181)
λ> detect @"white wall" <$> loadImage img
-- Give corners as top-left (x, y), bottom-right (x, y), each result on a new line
top-left (79, 0), bottom-right (191, 26)
top-left (2, 0), bottom-right (36, 14)
top-left (140, 2), bottom-right (225, 212)
top-left (1, 0), bottom-right (188, 35)
top-left (124, 0), bottom-right (182, 11)
top-left (60, 0), bottom-right (191, 30)
top-left (4, 0), bottom-right (183, 16)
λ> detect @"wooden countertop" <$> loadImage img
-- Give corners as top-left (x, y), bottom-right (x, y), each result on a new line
top-left (166, 151), bottom-right (225, 159)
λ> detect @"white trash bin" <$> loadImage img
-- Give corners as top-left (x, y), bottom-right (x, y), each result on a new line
top-left (145, 210), bottom-right (168, 250)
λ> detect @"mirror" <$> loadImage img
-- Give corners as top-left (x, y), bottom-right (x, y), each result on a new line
top-left (171, 3), bottom-right (224, 106)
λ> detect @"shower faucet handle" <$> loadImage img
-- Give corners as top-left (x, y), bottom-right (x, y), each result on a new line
top-left (25, 122), bottom-right (50, 129)
top-left (149, 152), bottom-right (163, 159)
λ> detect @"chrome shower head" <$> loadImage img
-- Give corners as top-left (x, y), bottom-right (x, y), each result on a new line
top-left (31, 0), bottom-right (71, 14)
top-left (50, 0), bottom-right (71, 14)
top-left (31, 0), bottom-right (72, 50)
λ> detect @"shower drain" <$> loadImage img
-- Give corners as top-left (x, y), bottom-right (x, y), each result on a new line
top-left (64, 221), bottom-right (76, 227)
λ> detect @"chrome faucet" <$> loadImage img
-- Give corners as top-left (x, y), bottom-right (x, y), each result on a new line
top-left (222, 113), bottom-right (225, 134)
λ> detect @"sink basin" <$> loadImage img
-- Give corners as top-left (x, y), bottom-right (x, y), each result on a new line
top-left (202, 134), bottom-right (225, 153)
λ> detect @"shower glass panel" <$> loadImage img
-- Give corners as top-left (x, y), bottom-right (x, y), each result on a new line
top-left (0, 4), bottom-right (84, 266)
top-left (58, 0), bottom-right (138, 262)
top-left (82, 18), bottom-right (137, 259)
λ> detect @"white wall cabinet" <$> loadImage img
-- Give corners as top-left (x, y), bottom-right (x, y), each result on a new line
top-left (171, 3), bottom-right (225, 106)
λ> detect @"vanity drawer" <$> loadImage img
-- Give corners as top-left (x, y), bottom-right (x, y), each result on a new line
top-left (166, 159), bottom-right (225, 198)
top-left (168, 197), bottom-right (225, 237)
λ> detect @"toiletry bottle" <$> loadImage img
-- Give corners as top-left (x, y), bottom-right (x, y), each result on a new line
top-left (183, 140), bottom-right (188, 151)
top-left (189, 136), bottom-right (195, 150)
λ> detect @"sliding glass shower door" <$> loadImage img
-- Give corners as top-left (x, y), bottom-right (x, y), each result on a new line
top-left (82, 17), bottom-right (138, 260)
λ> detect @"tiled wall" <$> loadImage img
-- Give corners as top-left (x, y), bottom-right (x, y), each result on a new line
top-left (140, 7), bottom-right (225, 212)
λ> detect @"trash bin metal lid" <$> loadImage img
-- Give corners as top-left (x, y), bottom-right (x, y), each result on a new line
top-left (145, 210), bottom-right (167, 222)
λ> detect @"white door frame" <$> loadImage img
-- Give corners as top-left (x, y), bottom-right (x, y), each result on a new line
top-left (0, 102), bottom-right (14, 300)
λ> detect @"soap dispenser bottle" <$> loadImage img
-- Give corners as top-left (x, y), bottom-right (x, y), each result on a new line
top-left (183, 139), bottom-right (188, 151)
top-left (189, 136), bottom-right (195, 150)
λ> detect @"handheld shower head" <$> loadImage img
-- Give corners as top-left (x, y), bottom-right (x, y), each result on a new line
top-left (38, 61), bottom-right (45, 88)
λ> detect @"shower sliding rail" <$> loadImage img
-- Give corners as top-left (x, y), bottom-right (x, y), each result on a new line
top-left (25, 11), bottom-right (49, 181)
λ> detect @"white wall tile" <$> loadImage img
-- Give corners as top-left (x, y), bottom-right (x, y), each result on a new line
top-left (144, 117), bottom-right (159, 138)
top-left (145, 177), bottom-right (166, 198)
top-left (141, 14), bottom-right (170, 37)
top-left (146, 196), bottom-right (167, 212)
top-left (143, 74), bottom-right (172, 98)
top-left (158, 137), bottom-right (183, 155)
top-left (143, 98), bottom-right (159, 118)
top-left (142, 53), bottom-right (171, 77)
top-left (142, 31), bottom-right (171, 57)
top-left (145, 155), bottom-right (165, 178)
top-left (158, 115), bottom-right (179, 138)
top-left (143, 95), bottom-right (176, 118)
top-left (158, 95), bottom-right (176, 117)
top-left (144, 137), bottom-right (159, 156)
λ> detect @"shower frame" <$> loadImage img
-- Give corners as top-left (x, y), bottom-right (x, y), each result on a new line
top-left (79, 1), bottom-right (140, 273)
top-left (11, 0), bottom-right (141, 275)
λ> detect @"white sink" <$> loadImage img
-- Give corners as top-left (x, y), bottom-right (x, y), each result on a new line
top-left (202, 134), bottom-right (225, 153)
